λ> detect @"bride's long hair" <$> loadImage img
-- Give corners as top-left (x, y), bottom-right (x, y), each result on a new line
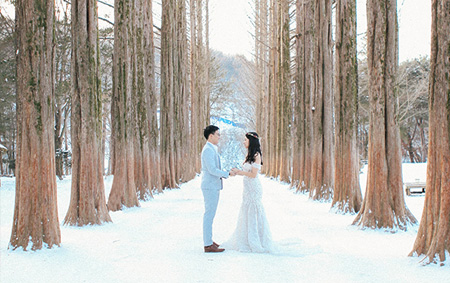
top-left (245, 132), bottom-right (263, 165)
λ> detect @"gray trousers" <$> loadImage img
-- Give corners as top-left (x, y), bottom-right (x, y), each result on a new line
top-left (202, 189), bottom-right (220, 246)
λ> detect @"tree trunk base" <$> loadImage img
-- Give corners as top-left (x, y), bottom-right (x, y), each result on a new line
top-left (353, 208), bottom-right (417, 232)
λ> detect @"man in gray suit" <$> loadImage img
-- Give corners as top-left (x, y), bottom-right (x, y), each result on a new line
top-left (201, 125), bottom-right (235, 253)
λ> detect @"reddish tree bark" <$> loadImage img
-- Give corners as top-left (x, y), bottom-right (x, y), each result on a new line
top-left (277, 0), bottom-right (291, 183)
top-left (255, 0), bottom-right (270, 177)
top-left (190, 0), bottom-right (202, 176)
top-left (160, 0), bottom-right (177, 189)
top-left (266, 0), bottom-right (277, 177)
top-left (292, 0), bottom-right (314, 193)
top-left (409, 0), bottom-right (450, 263)
top-left (10, 0), bottom-right (61, 250)
top-left (353, 0), bottom-right (416, 230)
top-left (65, 0), bottom-right (111, 225)
top-left (107, 0), bottom-right (140, 210)
top-left (332, 0), bottom-right (362, 214)
top-left (265, 0), bottom-right (290, 181)
top-left (291, 0), bottom-right (303, 189)
top-left (160, 0), bottom-right (190, 189)
top-left (309, 0), bottom-right (334, 201)
top-left (133, 0), bottom-right (157, 200)
top-left (176, 0), bottom-right (191, 183)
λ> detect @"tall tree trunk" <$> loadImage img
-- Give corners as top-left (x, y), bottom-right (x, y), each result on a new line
top-left (65, 0), bottom-right (112, 224)
top-left (277, 0), bottom-right (291, 183)
top-left (260, 0), bottom-right (270, 176)
top-left (331, 0), bottom-right (362, 214)
top-left (293, 0), bottom-right (314, 193)
top-left (309, 0), bottom-right (334, 201)
top-left (133, 0), bottom-right (157, 200)
top-left (190, 0), bottom-right (208, 177)
top-left (110, 87), bottom-right (116, 176)
top-left (196, 0), bottom-right (207, 132)
top-left (272, 0), bottom-right (284, 180)
top-left (10, 0), bottom-right (61, 250)
top-left (409, 0), bottom-right (450, 263)
top-left (177, 0), bottom-right (191, 183)
top-left (267, 0), bottom-right (278, 177)
top-left (291, 0), bottom-right (303, 189)
top-left (107, 0), bottom-right (140, 210)
top-left (143, 0), bottom-right (162, 193)
top-left (189, 0), bottom-right (199, 173)
top-left (265, 0), bottom-right (291, 181)
top-left (161, 0), bottom-right (173, 189)
top-left (102, 102), bottom-right (109, 175)
top-left (204, 1), bottom-right (212, 173)
top-left (255, 0), bottom-right (270, 176)
top-left (353, 0), bottom-right (416, 230)
top-left (205, 0), bottom-right (211, 131)
top-left (161, 0), bottom-right (189, 189)
top-left (255, 0), bottom-right (262, 137)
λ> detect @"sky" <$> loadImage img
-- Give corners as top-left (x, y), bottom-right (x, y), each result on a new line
top-left (209, 0), bottom-right (432, 63)
top-left (208, 0), bottom-right (254, 59)
top-left (396, 0), bottom-right (431, 61)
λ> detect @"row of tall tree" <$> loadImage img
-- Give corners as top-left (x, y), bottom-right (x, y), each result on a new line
top-left (357, 57), bottom-right (430, 164)
top-left (9, 0), bottom-right (211, 250)
top-left (0, 2), bottom-right (432, 179)
top-left (3, 0), bottom-right (448, 264)
top-left (253, 0), bottom-right (449, 263)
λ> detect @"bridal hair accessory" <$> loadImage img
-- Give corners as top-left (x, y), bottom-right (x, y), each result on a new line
top-left (246, 132), bottom-right (260, 140)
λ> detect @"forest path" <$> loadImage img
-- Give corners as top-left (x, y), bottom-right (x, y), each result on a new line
top-left (1, 174), bottom-right (447, 282)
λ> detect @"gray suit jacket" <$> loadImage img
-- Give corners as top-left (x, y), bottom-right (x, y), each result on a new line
top-left (201, 142), bottom-right (229, 190)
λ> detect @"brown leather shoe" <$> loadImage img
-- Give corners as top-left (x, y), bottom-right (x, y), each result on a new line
top-left (204, 244), bottom-right (225, 253)
top-left (212, 242), bottom-right (220, 248)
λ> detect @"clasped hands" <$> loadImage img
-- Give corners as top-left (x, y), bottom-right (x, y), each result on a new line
top-left (229, 168), bottom-right (240, 177)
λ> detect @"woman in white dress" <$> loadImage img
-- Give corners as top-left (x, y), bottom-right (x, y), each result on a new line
top-left (223, 132), bottom-right (275, 253)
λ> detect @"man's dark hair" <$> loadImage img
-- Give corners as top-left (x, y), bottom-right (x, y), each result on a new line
top-left (204, 125), bottom-right (219, 140)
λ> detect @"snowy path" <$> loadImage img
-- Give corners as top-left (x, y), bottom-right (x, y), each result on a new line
top-left (1, 172), bottom-right (449, 282)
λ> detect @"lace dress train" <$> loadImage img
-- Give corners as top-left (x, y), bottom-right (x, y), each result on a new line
top-left (223, 162), bottom-right (275, 253)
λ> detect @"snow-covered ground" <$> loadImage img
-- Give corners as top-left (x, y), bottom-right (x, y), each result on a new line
top-left (1, 163), bottom-right (449, 283)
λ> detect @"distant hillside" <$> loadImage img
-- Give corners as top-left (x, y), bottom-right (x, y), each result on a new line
top-left (210, 50), bottom-right (256, 130)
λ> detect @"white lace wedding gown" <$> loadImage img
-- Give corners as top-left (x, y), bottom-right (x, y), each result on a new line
top-left (222, 162), bottom-right (275, 253)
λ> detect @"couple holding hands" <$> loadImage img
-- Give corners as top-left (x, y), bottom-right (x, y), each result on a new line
top-left (201, 125), bottom-right (274, 253)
